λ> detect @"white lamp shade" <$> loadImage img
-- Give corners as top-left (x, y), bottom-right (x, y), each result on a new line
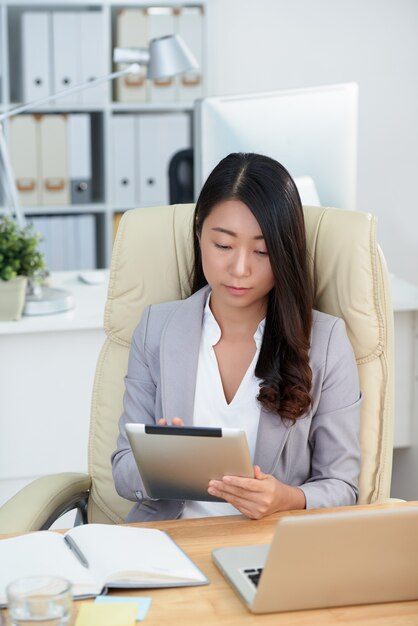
top-left (147, 34), bottom-right (198, 80)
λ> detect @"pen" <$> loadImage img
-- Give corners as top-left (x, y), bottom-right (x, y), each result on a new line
top-left (64, 535), bottom-right (89, 569)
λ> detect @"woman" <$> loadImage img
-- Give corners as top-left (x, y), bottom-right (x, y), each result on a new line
top-left (112, 152), bottom-right (361, 523)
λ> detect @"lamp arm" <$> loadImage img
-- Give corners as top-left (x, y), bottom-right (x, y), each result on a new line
top-left (0, 63), bottom-right (142, 122)
top-left (0, 123), bottom-right (25, 227)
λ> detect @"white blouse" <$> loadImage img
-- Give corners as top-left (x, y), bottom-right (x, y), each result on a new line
top-left (182, 293), bottom-right (264, 519)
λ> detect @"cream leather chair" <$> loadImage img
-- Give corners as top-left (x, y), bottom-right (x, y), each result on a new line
top-left (0, 204), bottom-right (395, 532)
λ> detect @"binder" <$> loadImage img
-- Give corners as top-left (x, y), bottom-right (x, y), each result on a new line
top-left (115, 9), bottom-right (148, 103)
top-left (39, 115), bottom-right (70, 206)
top-left (68, 114), bottom-right (92, 204)
top-left (111, 115), bottom-right (136, 207)
top-left (47, 216), bottom-right (67, 270)
top-left (75, 214), bottom-right (97, 269)
top-left (177, 7), bottom-right (204, 102)
top-left (9, 114), bottom-right (40, 206)
top-left (22, 12), bottom-right (51, 101)
top-left (137, 113), bottom-right (191, 205)
top-left (148, 7), bottom-right (176, 103)
top-left (52, 12), bottom-right (79, 104)
top-left (63, 215), bottom-right (77, 269)
top-left (80, 11), bottom-right (108, 104)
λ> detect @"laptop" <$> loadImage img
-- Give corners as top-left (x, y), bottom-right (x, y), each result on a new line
top-left (212, 506), bottom-right (418, 613)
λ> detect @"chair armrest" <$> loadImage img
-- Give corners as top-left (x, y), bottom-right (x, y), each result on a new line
top-left (0, 472), bottom-right (92, 534)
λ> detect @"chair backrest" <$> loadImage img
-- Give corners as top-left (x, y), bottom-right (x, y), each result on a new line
top-left (87, 204), bottom-right (394, 523)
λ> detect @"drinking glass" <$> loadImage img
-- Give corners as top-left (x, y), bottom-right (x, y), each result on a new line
top-left (6, 576), bottom-right (72, 626)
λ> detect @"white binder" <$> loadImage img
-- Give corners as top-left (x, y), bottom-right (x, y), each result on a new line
top-left (148, 8), bottom-right (176, 103)
top-left (67, 114), bottom-right (92, 204)
top-left (63, 215), bottom-right (77, 269)
top-left (177, 7), bottom-right (204, 102)
top-left (137, 113), bottom-right (191, 205)
top-left (22, 12), bottom-right (51, 101)
top-left (80, 11), bottom-right (107, 104)
top-left (115, 8), bottom-right (148, 103)
top-left (52, 12), bottom-right (79, 104)
top-left (9, 114), bottom-right (40, 206)
top-left (39, 114), bottom-right (70, 206)
top-left (75, 214), bottom-right (97, 269)
top-left (47, 216), bottom-right (67, 270)
top-left (111, 114), bottom-right (136, 207)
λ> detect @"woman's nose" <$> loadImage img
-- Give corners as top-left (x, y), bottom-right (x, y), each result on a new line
top-left (229, 250), bottom-right (251, 277)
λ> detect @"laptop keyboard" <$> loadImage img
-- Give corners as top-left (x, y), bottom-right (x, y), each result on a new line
top-left (243, 567), bottom-right (263, 587)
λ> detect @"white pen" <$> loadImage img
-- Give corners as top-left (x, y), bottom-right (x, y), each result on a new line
top-left (64, 535), bottom-right (89, 569)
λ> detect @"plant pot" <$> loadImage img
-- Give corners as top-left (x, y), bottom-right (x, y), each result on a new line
top-left (0, 276), bottom-right (28, 321)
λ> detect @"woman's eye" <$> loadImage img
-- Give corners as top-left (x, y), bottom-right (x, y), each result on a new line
top-left (255, 250), bottom-right (269, 256)
top-left (214, 243), bottom-right (230, 250)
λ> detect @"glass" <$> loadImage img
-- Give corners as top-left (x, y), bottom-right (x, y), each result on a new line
top-left (6, 576), bottom-right (72, 626)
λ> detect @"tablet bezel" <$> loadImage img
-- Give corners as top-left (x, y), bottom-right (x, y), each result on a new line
top-left (126, 423), bottom-right (254, 501)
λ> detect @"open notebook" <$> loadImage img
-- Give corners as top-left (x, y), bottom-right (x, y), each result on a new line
top-left (0, 524), bottom-right (207, 606)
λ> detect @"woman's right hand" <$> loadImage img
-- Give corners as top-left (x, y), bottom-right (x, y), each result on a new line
top-left (157, 417), bottom-right (185, 426)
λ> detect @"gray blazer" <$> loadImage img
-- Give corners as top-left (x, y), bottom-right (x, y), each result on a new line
top-left (112, 286), bottom-right (361, 522)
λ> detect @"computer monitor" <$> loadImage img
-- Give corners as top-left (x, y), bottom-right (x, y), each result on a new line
top-left (194, 83), bottom-right (358, 210)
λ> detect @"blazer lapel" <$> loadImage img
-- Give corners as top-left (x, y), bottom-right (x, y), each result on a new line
top-left (160, 286), bottom-right (210, 425)
top-left (254, 408), bottom-right (292, 474)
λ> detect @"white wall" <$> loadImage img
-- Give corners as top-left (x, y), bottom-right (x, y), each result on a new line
top-left (206, 0), bottom-right (418, 286)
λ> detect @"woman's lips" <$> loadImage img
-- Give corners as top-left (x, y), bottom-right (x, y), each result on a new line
top-left (225, 285), bottom-right (251, 295)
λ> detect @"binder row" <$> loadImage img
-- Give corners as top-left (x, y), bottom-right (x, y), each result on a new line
top-left (20, 7), bottom-right (204, 105)
top-left (112, 112), bottom-right (191, 208)
top-left (115, 7), bottom-right (204, 103)
top-left (29, 214), bottom-right (97, 271)
top-left (9, 113), bottom-right (92, 207)
top-left (22, 11), bottom-right (107, 104)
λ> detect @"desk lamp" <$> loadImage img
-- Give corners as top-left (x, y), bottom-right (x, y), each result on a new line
top-left (0, 34), bottom-right (198, 315)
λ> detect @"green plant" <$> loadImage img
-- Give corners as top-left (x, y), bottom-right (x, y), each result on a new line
top-left (0, 216), bottom-right (45, 281)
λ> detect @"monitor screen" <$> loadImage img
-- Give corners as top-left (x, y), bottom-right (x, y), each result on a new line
top-left (194, 83), bottom-right (358, 210)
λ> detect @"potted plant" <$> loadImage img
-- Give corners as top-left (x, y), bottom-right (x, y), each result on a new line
top-left (0, 216), bottom-right (45, 320)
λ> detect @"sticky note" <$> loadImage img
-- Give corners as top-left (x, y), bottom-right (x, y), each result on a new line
top-left (95, 595), bottom-right (152, 621)
top-left (75, 602), bottom-right (138, 626)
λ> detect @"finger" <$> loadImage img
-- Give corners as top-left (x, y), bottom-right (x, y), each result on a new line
top-left (254, 465), bottom-right (267, 480)
top-left (209, 480), bottom-right (261, 501)
top-left (157, 418), bottom-right (167, 425)
top-left (171, 416), bottom-right (185, 426)
top-left (213, 488), bottom-right (262, 517)
top-left (220, 475), bottom-right (263, 493)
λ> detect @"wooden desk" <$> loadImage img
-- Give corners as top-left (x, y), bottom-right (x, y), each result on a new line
top-left (3, 503), bottom-right (418, 625)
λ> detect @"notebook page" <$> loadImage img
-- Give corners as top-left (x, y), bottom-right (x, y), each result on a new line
top-left (68, 524), bottom-right (207, 585)
top-left (0, 532), bottom-right (100, 605)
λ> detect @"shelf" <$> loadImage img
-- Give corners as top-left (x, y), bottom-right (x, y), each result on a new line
top-left (110, 101), bottom-right (195, 112)
top-left (0, 203), bottom-right (108, 215)
top-left (0, 0), bottom-right (206, 269)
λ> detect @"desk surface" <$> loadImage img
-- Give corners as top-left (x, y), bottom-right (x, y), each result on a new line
top-left (3, 503), bottom-right (418, 625)
top-left (0, 270), bottom-right (109, 335)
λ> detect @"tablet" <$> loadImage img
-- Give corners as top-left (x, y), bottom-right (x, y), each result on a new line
top-left (125, 423), bottom-right (254, 502)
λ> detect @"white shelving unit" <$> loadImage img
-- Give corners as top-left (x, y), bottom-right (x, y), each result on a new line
top-left (0, 0), bottom-right (207, 268)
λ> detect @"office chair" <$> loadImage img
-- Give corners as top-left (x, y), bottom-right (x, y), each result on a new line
top-left (0, 204), bottom-right (395, 532)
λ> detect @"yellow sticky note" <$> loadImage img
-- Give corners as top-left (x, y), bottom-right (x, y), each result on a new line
top-left (75, 602), bottom-right (138, 626)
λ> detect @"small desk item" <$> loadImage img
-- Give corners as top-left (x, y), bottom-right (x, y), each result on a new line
top-left (95, 596), bottom-right (152, 621)
top-left (0, 524), bottom-right (207, 606)
top-left (126, 424), bottom-right (253, 501)
top-left (212, 506), bottom-right (418, 614)
top-left (75, 602), bottom-right (138, 626)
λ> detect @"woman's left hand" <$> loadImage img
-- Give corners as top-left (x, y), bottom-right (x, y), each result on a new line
top-left (207, 465), bottom-right (306, 519)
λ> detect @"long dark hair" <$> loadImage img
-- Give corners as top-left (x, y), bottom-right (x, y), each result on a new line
top-left (191, 153), bottom-right (313, 422)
